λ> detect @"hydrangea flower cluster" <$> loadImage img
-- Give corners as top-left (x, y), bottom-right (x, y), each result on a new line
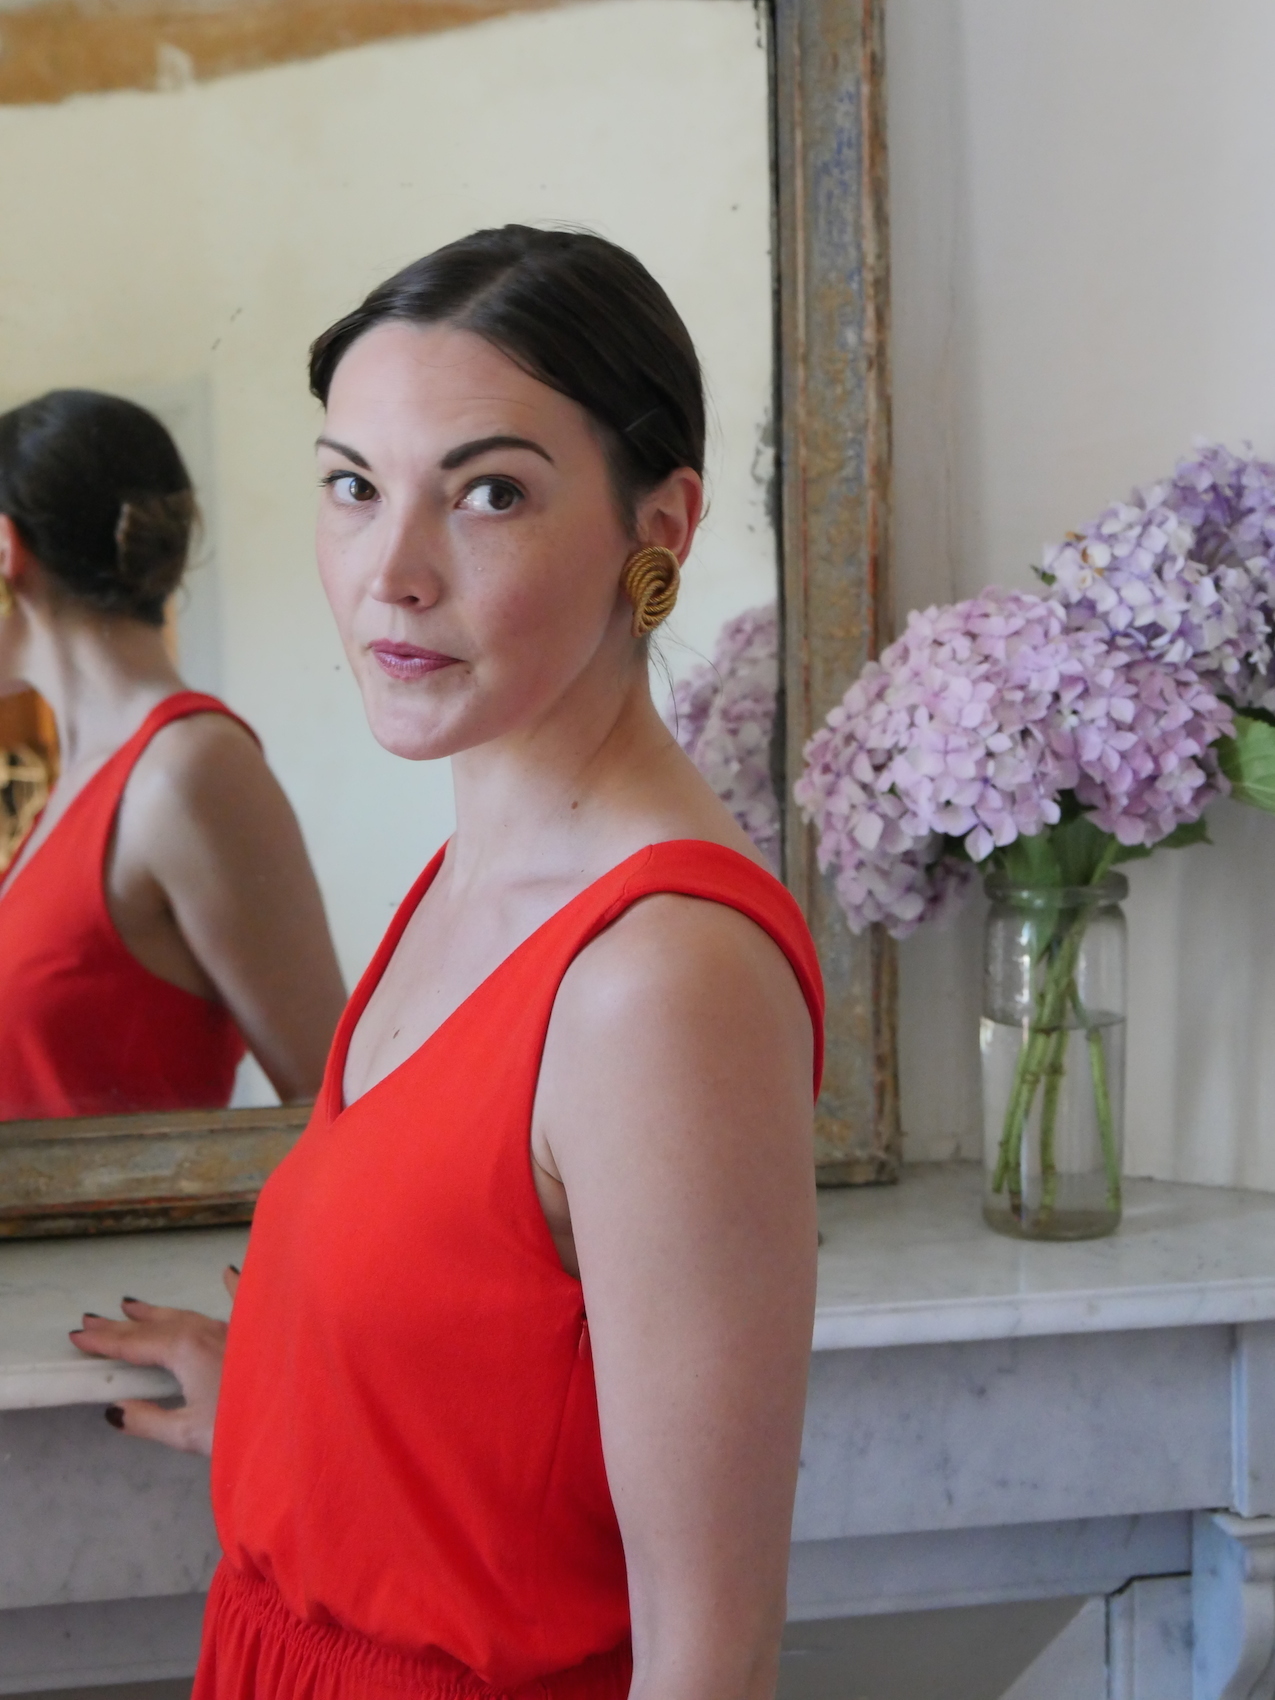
top-left (795, 590), bottom-right (1232, 937)
top-left (1044, 442), bottom-right (1275, 708)
top-left (664, 603), bottom-right (780, 872)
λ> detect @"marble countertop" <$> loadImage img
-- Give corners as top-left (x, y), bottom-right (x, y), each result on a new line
top-left (0, 1224), bottom-right (247, 1410)
top-left (5, 1165), bottom-right (1275, 1409)
top-left (814, 1163), bottom-right (1275, 1350)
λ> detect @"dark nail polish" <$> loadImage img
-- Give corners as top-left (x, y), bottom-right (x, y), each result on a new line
top-left (122, 1295), bottom-right (140, 1304)
top-left (104, 1405), bottom-right (124, 1429)
top-left (229, 1265), bottom-right (241, 1276)
top-left (84, 1312), bottom-right (104, 1319)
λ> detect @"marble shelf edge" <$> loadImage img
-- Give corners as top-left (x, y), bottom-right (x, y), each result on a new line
top-left (812, 1277), bottom-right (1275, 1352)
top-left (2, 1360), bottom-right (179, 1410)
top-left (9, 1166), bottom-right (1275, 1408)
top-left (17, 1279), bottom-right (1275, 1413)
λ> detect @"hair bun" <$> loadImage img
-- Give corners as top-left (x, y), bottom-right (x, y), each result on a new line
top-left (114, 490), bottom-right (196, 609)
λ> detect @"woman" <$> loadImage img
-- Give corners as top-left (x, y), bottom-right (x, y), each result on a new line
top-left (0, 390), bottom-right (345, 1117)
top-left (73, 228), bottom-right (824, 1700)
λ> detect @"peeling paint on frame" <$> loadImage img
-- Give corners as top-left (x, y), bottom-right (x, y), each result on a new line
top-left (773, 0), bottom-right (898, 1183)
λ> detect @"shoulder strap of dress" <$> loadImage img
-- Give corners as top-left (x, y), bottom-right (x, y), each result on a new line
top-left (0, 691), bottom-right (261, 900)
top-left (125, 689), bottom-right (260, 754)
top-left (579, 840), bottom-right (826, 1097)
top-left (81, 687), bottom-right (262, 840)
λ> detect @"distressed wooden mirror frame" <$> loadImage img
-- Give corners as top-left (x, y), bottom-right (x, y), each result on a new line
top-left (0, 0), bottom-right (896, 1233)
top-left (774, 0), bottom-right (898, 1184)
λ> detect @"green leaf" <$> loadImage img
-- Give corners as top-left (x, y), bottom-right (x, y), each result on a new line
top-left (1049, 809), bottom-right (1115, 887)
top-left (999, 831), bottom-right (1062, 888)
top-left (1219, 713), bottom-right (1275, 813)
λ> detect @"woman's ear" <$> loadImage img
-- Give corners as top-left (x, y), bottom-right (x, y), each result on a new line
top-left (0, 514), bottom-right (30, 590)
top-left (634, 468), bottom-right (705, 563)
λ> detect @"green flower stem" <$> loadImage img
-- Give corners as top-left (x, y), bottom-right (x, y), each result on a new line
top-left (990, 843), bottom-right (1120, 1220)
top-left (992, 918), bottom-right (1085, 1203)
top-left (1071, 984), bottom-right (1122, 1211)
top-left (1038, 1025), bottom-right (1069, 1215)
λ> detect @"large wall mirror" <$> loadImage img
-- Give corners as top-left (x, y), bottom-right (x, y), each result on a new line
top-left (0, 0), bottom-right (892, 1229)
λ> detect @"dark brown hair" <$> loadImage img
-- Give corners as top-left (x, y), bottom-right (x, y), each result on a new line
top-left (309, 226), bottom-right (705, 527)
top-left (0, 390), bottom-right (196, 626)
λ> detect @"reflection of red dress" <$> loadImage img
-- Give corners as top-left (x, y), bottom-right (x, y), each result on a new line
top-left (199, 841), bottom-right (825, 1700)
top-left (0, 691), bottom-right (250, 1121)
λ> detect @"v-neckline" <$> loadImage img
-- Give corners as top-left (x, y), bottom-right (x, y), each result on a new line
top-left (326, 841), bottom-right (668, 1124)
top-left (327, 836), bottom-right (766, 1125)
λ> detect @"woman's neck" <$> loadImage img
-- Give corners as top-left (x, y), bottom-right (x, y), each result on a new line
top-left (13, 606), bottom-right (185, 769)
top-left (446, 661), bottom-right (679, 894)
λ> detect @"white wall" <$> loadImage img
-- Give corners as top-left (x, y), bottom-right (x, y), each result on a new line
top-left (888, 0), bottom-right (1275, 1186)
top-left (0, 0), bottom-right (774, 994)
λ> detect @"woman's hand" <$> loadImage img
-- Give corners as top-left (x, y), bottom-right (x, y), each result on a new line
top-left (68, 1266), bottom-right (239, 1457)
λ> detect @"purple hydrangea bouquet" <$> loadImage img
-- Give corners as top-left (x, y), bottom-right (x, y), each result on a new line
top-left (664, 603), bottom-right (781, 873)
top-left (796, 442), bottom-right (1275, 1236)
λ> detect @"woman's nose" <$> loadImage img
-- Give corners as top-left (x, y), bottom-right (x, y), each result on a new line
top-left (367, 525), bottom-right (444, 609)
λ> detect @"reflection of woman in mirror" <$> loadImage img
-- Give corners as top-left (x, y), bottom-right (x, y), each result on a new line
top-left (0, 391), bottom-right (345, 1119)
top-left (74, 232), bottom-right (823, 1700)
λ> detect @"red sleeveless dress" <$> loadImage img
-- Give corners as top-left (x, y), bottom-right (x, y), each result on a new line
top-left (0, 691), bottom-right (252, 1121)
top-left (199, 840), bottom-right (825, 1700)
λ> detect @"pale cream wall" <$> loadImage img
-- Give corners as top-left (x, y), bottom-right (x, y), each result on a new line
top-left (888, 0), bottom-right (1275, 1187)
top-left (0, 0), bottom-right (774, 1003)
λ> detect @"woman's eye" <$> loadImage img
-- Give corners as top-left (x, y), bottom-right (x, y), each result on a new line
top-left (322, 472), bottom-right (377, 506)
top-left (458, 477), bottom-right (523, 515)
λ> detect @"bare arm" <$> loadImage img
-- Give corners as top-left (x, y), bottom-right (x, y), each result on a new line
top-left (534, 895), bottom-right (817, 1700)
top-left (111, 713), bottom-right (346, 1101)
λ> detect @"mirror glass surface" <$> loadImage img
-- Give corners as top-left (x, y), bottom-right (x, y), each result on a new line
top-left (0, 0), bottom-right (776, 1117)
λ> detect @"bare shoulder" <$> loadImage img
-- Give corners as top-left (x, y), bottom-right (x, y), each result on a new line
top-left (125, 709), bottom-right (275, 815)
top-left (552, 892), bottom-right (814, 1087)
top-left (536, 891), bottom-right (816, 1253)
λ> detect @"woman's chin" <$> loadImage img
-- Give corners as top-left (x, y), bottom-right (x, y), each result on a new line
top-left (366, 722), bottom-right (458, 763)
top-left (361, 699), bottom-right (475, 764)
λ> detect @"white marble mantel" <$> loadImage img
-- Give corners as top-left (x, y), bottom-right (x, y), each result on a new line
top-left (813, 1164), bottom-right (1275, 1350)
top-left (0, 1225), bottom-right (247, 1412)
top-left (7, 1165), bottom-right (1275, 1413)
top-left (5, 1164), bottom-right (1275, 1697)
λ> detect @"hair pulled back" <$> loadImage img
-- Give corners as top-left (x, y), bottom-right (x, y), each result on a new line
top-left (0, 390), bottom-right (196, 627)
top-left (309, 226), bottom-right (705, 527)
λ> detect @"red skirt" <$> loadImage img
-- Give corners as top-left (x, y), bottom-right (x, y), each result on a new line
top-left (193, 1563), bottom-right (634, 1700)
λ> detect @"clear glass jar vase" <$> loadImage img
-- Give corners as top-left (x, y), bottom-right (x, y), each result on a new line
top-left (981, 872), bottom-right (1128, 1240)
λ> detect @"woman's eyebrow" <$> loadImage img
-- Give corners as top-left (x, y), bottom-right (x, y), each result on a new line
top-left (439, 435), bottom-right (554, 470)
top-left (315, 436), bottom-right (370, 469)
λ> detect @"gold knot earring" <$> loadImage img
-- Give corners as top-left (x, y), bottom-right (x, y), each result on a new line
top-left (621, 545), bottom-right (680, 638)
top-left (0, 578), bottom-right (12, 619)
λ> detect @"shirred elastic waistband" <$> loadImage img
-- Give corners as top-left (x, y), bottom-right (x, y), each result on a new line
top-left (201, 1561), bottom-right (633, 1700)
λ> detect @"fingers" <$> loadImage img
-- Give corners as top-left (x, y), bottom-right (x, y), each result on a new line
top-left (69, 1312), bottom-right (178, 1368)
top-left (223, 1265), bottom-right (241, 1302)
top-left (69, 1302), bottom-right (227, 1369)
top-left (104, 1399), bottom-right (212, 1457)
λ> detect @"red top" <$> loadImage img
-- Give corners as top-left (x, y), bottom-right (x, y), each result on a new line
top-left (0, 691), bottom-right (252, 1121)
top-left (202, 841), bottom-right (824, 1699)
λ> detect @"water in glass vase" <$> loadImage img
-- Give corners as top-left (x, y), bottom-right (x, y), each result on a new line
top-left (980, 1011), bottom-right (1126, 1240)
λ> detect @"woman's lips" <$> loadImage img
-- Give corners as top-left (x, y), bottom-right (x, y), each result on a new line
top-left (369, 641), bottom-right (461, 681)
